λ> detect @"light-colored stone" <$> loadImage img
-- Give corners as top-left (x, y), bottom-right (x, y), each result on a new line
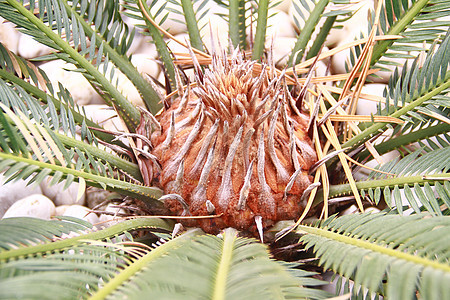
top-left (62, 204), bottom-right (100, 225)
top-left (354, 150), bottom-right (400, 181)
top-left (266, 10), bottom-right (296, 39)
top-left (85, 187), bottom-right (115, 209)
top-left (0, 17), bottom-right (20, 54)
top-left (2, 194), bottom-right (55, 220)
top-left (39, 60), bottom-right (104, 105)
top-left (18, 33), bottom-right (54, 59)
top-left (98, 203), bottom-right (126, 227)
top-left (271, 37), bottom-right (297, 66)
top-left (55, 205), bottom-right (70, 216)
top-left (356, 83), bottom-right (387, 115)
top-left (123, 1), bottom-right (187, 35)
top-left (275, 0), bottom-right (293, 13)
top-left (82, 104), bottom-right (124, 132)
top-left (40, 180), bottom-right (86, 206)
top-left (0, 175), bottom-right (42, 218)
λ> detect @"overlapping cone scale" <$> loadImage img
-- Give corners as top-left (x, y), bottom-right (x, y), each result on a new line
top-left (150, 51), bottom-right (317, 234)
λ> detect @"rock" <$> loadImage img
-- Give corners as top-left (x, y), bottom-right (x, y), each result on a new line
top-left (123, 1), bottom-right (187, 35)
top-left (17, 33), bottom-right (53, 59)
top-left (40, 180), bottom-right (86, 206)
top-left (0, 17), bottom-right (20, 53)
top-left (85, 187), bottom-right (116, 209)
top-left (275, 0), bottom-right (293, 13)
top-left (0, 175), bottom-right (42, 218)
top-left (98, 203), bottom-right (126, 227)
top-left (82, 104), bottom-right (125, 132)
top-left (271, 37), bottom-right (297, 66)
top-left (2, 194), bottom-right (55, 220)
top-left (356, 83), bottom-right (388, 115)
top-left (61, 204), bottom-right (100, 225)
top-left (39, 60), bottom-right (104, 105)
top-left (266, 10), bottom-right (296, 38)
top-left (200, 14), bottom-right (229, 52)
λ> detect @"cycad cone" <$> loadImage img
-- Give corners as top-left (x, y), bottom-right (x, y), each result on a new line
top-left (151, 50), bottom-right (317, 234)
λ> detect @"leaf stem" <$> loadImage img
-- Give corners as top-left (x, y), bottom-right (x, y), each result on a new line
top-left (327, 173), bottom-right (450, 198)
top-left (0, 152), bottom-right (162, 200)
top-left (342, 71), bottom-right (450, 149)
top-left (251, 0), bottom-right (269, 61)
top-left (0, 218), bottom-right (172, 261)
top-left (213, 228), bottom-right (237, 300)
top-left (297, 223), bottom-right (450, 272)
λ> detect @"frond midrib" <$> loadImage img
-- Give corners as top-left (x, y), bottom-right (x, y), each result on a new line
top-left (297, 223), bottom-right (450, 272)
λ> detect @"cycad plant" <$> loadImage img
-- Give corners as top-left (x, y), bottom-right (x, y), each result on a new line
top-left (0, 0), bottom-right (449, 299)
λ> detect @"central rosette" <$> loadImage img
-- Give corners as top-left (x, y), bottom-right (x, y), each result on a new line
top-left (150, 52), bottom-right (317, 234)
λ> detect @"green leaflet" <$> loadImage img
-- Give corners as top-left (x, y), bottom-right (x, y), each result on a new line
top-left (298, 212), bottom-right (450, 299)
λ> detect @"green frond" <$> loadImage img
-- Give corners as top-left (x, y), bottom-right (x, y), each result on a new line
top-left (298, 212), bottom-right (450, 299)
top-left (127, 0), bottom-right (178, 92)
top-left (343, 29), bottom-right (450, 150)
top-left (0, 217), bottom-right (172, 261)
top-left (289, 0), bottom-right (352, 65)
top-left (0, 91), bottom-right (165, 201)
top-left (0, 217), bottom-right (172, 299)
top-left (229, 0), bottom-right (248, 50)
top-left (326, 146), bottom-right (449, 214)
top-left (0, 0), bottom-right (163, 129)
top-left (371, 0), bottom-right (450, 68)
top-left (101, 228), bottom-right (331, 300)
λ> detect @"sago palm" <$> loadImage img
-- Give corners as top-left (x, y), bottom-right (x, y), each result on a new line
top-left (0, 0), bottom-right (448, 299)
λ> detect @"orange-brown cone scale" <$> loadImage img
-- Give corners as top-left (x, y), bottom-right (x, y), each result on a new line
top-left (150, 51), bottom-right (317, 234)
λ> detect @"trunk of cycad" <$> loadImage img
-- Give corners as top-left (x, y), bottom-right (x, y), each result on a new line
top-left (149, 50), bottom-right (317, 235)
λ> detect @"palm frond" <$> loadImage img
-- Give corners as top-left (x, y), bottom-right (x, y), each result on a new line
top-left (345, 0), bottom-right (450, 76)
top-left (298, 212), bottom-right (450, 299)
top-left (326, 144), bottom-right (449, 215)
top-left (343, 29), bottom-right (450, 151)
top-left (0, 83), bottom-right (164, 201)
top-left (289, 0), bottom-right (354, 65)
top-left (100, 228), bottom-right (331, 300)
top-left (0, 217), bottom-right (172, 299)
top-left (0, 0), bottom-right (163, 126)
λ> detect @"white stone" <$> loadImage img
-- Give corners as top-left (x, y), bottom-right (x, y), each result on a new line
top-left (354, 150), bottom-right (400, 181)
top-left (200, 14), bottom-right (229, 52)
top-left (39, 60), bottom-right (104, 105)
top-left (40, 180), bottom-right (86, 206)
top-left (82, 104), bottom-right (125, 132)
top-left (98, 203), bottom-right (126, 227)
top-left (356, 83), bottom-right (387, 115)
top-left (55, 205), bottom-right (70, 216)
top-left (275, 0), bottom-right (293, 13)
top-left (261, 9), bottom-right (296, 39)
top-left (123, 1), bottom-right (187, 35)
top-left (271, 37), bottom-right (297, 66)
top-left (0, 175), bottom-right (42, 218)
top-left (17, 33), bottom-right (54, 59)
top-left (2, 194), bottom-right (55, 220)
top-left (0, 17), bottom-right (20, 53)
top-left (62, 204), bottom-right (100, 225)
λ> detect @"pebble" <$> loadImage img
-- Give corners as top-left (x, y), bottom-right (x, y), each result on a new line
top-left (60, 204), bottom-right (100, 225)
top-left (82, 105), bottom-right (124, 132)
top-left (2, 194), bottom-right (55, 220)
top-left (0, 175), bottom-right (42, 218)
top-left (85, 187), bottom-right (115, 209)
top-left (356, 83), bottom-right (388, 115)
top-left (0, 17), bottom-right (20, 54)
top-left (40, 180), bottom-right (86, 207)
top-left (39, 60), bottom-right (104, 105)
top-left (98, 203), bottom-right (127, 227)
top-left (17, 33), bottom-right (53, 59)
